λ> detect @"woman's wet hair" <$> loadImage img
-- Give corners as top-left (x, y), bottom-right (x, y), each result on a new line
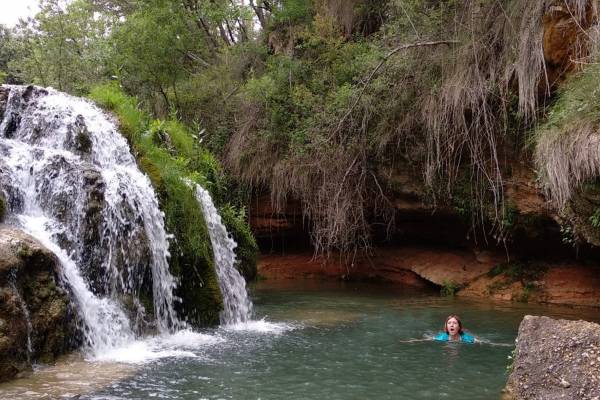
top-left (444, 315), bottom-right (463, 334)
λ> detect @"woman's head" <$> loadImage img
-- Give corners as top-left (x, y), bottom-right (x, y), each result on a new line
top-left (444, 315), bottom-right (463, 335)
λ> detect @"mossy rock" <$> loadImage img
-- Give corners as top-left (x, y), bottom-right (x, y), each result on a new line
top-left (88, 83), bottom-right (260, 326)
top-left (565, 184), bottom-right (600, 246)
top-left (0, 227), bottom-right (76, 382)
top-left (138, 157), bottom-right (165, 197)
top-left (0, 195), bottom-right (5, 222)
top-left (160, 175), bottom-right (223, 326)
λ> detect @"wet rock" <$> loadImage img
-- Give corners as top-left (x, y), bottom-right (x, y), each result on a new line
top-left (0, 225), bottom-right (76, 382)
top-left (65, 114), bottom-right (93, 155)
top-left (0, 194), bottom-right (5, 222)
top-left (1, 85), bottom-right (48, 139)
top-left (0, 86), bottom-right (9, 122)
top-left (505, 316), bottom-right (600, 400)
top-left (75, 167), bottom-right (107, 291)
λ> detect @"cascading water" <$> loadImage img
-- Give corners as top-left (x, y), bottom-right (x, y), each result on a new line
top-left (0, 85), bottom-right (182, 355)
top-left (192, 184), bottom-right (253, 325)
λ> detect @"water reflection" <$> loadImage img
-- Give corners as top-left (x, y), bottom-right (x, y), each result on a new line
top-left (0, 353), bottom-right (136, 399)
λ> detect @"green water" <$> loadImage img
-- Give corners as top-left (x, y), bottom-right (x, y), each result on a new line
top-left (13, 281), bottom-right (600, 400)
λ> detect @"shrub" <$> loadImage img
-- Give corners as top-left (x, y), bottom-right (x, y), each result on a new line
top-left (219, 204), bottom-right (258, 281)
top-left (440, 280), bottom-right (460, 297)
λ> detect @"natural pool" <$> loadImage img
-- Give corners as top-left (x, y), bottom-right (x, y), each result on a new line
top-left (2, 280), bottom-right (599, 400)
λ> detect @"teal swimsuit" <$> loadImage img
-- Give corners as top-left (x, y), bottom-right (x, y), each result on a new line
top-left (434, 332), bottom-right (475, 343)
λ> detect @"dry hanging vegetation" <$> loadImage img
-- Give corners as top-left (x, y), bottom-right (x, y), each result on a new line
top-left (226, 0), bottom-right (600, 256)
top-left (227, 73), bottom-right (389, 256)
top-left (424, 0), bottom-right (596, 234)
top-left (530, 1), bottom-right (600, 212)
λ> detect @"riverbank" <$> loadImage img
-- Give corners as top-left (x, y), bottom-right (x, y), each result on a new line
top-left (258, 248), bottom-right (600, 308)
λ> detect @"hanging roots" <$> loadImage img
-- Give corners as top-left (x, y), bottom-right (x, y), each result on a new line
top-left (424, 0), bottom-right (596, 235)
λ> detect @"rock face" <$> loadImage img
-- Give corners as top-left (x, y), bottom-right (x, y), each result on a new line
top-left (0, 225), bottom-right (75, 382)
top-left (258, 247), bottom-right (600, 307)
top-left (258, 252), bottom-right (435, 288)
top-left (542, 1), bottom-right (595, 93)
top-left (257, 246), bottom-right (499, 289)
top-left (462, 264), bottom-right (600, 306)
top-left (505, 316), bottom-right (600, 400)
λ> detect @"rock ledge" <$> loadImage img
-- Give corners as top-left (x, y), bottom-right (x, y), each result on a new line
top-left (504, 315), bottom-right (600, 400)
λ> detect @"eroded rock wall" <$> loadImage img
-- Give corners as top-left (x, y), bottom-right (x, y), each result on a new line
top-left (0, 226), bottom-right (75, 382)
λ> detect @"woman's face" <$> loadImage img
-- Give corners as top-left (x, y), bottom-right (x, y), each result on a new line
top-left (446, 317), bottom-right (460, 336)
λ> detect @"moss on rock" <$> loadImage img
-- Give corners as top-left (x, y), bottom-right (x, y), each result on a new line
top-left (160, 173), bottom-right (223, 326)
top-left (88, 83), bottom-right (260, 327)
top-left (0, 226), bottom-right (76, 382)
top-left (0, 195), bottom-right (5, 222)
top-left (563, 182), bottom-right (600, 246)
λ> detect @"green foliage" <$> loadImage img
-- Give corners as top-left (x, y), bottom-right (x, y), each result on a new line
top-left (533, 60), bottom-right (600, 218)
top-left (560, 224), bottom-right (576, 246)
top-left (108, 0), bottom-right (208, 114)
top-left (8, 0), bottom-right (115, 93)
top-left (271, 0), bottom-right (313, 25)
top-left (506, 348), bottom-right (517, 375)
top-left (149, 119), bottom-right (196, 159)
top-left (89, 82), bottom-right (256, 326)
top-left (535, 63), bottom-right (600, 137)
top-left (487, 261), bottom-right (546, 284)
top-left (0, 26), bottom-right (18, 83)
top-left (589, 207), bottom-right (600, 228)
top-left (516, 281), bottom-right (535, 303)
top-left (501, 202), bottom-right (519, 231)
top-left (89, 82), bottom-right (147, 141)
top-left (219, 204), bottom-right (258, 281)
top-left (3, 0), bottom-right (559, 256)
top-left (450, 178), bottom-right (473, 220)
top-left (440, 280), bottom-right (460, 297)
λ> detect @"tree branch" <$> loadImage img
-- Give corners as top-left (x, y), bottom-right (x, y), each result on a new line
top-left (334, 40), bottom-right (459, 136)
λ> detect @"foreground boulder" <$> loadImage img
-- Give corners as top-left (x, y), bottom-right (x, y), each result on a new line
top-left (504, 315), bottom-right (600, 400)
top-left (0, 225), bottom-right (75, 382)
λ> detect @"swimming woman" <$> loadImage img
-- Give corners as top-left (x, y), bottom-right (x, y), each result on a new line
top-left (434, 315), bottom-right (476, 343)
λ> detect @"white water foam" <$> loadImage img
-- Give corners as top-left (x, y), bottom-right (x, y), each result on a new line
top-left (0, 85), bottom-right (294, 366)
top-left (19, 214), bottom-right (135, 352)
top-left (90, 330), bottom-right (225, 363)
top-left (0, 85), bottom-right (182, 357)
top-left (222, 318), bottom-right (297, 334)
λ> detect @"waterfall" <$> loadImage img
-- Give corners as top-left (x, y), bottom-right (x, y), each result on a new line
top-left (0, 85), bottom-right (182, 355)
top-left (192, 184), bottom-right (253, 325)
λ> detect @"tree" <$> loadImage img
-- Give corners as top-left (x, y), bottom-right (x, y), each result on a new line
top-left (8, 0), bottom-right (115, 93)
top-left (109, 0), bottom-right (212, 115)
top-left (0, 25), bottom-right (19, 83)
